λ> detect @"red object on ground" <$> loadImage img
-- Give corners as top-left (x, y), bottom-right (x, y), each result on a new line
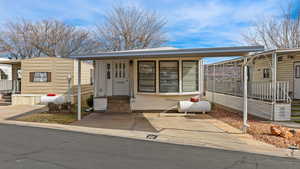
top-left (47, 93), bottom-right (56, 96)
top-left (190, 97), bottom-right (199, 102)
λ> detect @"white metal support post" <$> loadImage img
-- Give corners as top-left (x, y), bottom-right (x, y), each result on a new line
top-left (77, 60), bottom-right (82, 120)
top-left (243, 57), bottom-right (249, 133)
top-left (272, 52), bottom-right (277, 121)
top-left (199, 59), bottom-right (204, 96)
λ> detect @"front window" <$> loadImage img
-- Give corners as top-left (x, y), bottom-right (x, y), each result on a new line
top-left (159, 61), bottom-right (179, 92)
top-left (137, 59), bottom-right (200, 94)
top-left (30, 72), bottom-right (51, 82)
top-left (182, 61), bottom-right (198, 92)
top-left (138, 61), bottom-right (156, 92)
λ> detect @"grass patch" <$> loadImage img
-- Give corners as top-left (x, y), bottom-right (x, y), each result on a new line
top-left (17, 113), bottom-right (77, 124)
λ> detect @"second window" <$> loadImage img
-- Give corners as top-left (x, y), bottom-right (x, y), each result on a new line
top-left (159, 61), bottom-right (179, 92)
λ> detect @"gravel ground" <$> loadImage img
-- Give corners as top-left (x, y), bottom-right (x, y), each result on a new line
top-left (206, 105), bottom-right (300, 148)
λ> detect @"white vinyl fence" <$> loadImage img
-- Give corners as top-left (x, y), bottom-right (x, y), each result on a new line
top-left (0, 80), bottom-right (21, 93)
top-left (206, 80), bottom-right (290, 103)
top-left (249, 81), bottom-right (290, 102)
top-left (0, 80), bottom-right (12, 91)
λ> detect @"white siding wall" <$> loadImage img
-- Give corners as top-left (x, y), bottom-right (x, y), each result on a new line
top-left (206, 91), bottom-right (291, 121)
top-left (131, 57), bottom-right (203, 111)
top-left (131, 94), bottom-right (198, 111)
top-left (206, 91), bottom-right (273, 119)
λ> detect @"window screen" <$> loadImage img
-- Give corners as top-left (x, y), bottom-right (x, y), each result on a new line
top-left (159, 61), bottom-right (179, 92)
top-left (30, 72), bottom-right (51, 82)
top-left (138, 61), bottom-right (156, 92)
top-left (182, 61), bottom-right (198, 92)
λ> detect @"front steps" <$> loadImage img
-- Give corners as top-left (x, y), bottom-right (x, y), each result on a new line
top-left (0, 93), bottom-right (12, 106)
top-left (291, 100), bottom-right (300, 121)
top-left (106, 96), bottom-right (131, 113)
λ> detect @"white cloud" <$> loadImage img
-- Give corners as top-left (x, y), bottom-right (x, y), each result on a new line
top-left (164, 0), bottom-right (284, 47)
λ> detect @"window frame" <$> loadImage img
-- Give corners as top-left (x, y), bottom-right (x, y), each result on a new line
top-left (181, 60), bottom-right (199, 92)
top-left (159, 60), bottom-right (179, 93)
top-left (137, 61), bottom-right (156, 93)
top-left (30, 72), bottom-right (51, 83)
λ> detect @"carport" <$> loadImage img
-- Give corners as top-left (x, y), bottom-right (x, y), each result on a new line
top-left (71, 45), bottom-right (264, 132)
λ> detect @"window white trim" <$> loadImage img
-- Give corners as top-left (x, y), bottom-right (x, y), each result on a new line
top-left (136, 58), bottom-right (202, 95)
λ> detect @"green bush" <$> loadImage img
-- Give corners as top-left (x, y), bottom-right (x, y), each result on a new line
top-left (87, 95), bottom-right (93, 108)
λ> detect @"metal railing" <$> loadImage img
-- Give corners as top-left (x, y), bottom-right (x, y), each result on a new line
top-left (249, 81), bottom-right (290, 102)
top-left (206, 80), bottom-right (290, 103)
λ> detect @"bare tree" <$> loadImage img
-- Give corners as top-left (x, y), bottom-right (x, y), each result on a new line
top-left (243, 2), bottom-right (300, 49)
top-left (0, 19), bottom-right (100, 59)
top-left (95, 6), bottom-right (167, 51)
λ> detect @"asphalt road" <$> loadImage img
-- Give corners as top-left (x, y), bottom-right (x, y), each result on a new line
top-left (0, 124), bottom-right (299, 169)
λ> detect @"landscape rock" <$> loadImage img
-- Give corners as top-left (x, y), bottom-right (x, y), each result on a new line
top-left (280, 128), bottom-right (293, 139)
top-left (270, 126), bottom-right (281, 136)
top-left (270, 126), bottom-right (294, 139)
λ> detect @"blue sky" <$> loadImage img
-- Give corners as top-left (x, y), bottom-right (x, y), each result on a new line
top-left (0, 0), bottom-right (298, 63)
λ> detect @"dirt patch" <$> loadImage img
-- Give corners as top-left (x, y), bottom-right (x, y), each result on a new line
top-left (16, 111), bottom-right (91, 125)
top-left (201, 105), bottom-right (300, 148)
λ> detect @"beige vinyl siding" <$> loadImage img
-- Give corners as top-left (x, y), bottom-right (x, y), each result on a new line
top-left (251, 56), bottom-right (272, 82)
top-left (277, 54), bottom-right (300, 93)
top-left (249, 53), bottom-right (300, 94)
top-left (73, 60), bottom-right (93, 85)
top-left (21, 57), bottom-right (74, 94)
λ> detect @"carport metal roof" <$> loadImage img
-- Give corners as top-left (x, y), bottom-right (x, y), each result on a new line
top-left (71, 46), bottom-right (264, 60)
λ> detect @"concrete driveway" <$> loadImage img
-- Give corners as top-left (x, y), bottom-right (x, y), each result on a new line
top-left (72, 112), bottom-right (278, 154)
top-left (0, 105), bottom-right (47, 120)
top-left (72, 113), bottom-right (158, 132)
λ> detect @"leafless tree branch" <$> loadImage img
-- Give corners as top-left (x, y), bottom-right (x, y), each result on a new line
top-left (0, 19), bottom-right (100, 59)
top-left (243, 1), bottom-right (300, 49)
top-left (95, 6), bottom-right (168, 51)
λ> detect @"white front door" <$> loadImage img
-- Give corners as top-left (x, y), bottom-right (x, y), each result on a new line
top-left (294, 62), bottom-right (300, 99)
top-left (112, 60), bottom-right (129, 96)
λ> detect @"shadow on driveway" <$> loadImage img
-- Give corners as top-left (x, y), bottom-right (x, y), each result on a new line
top-left (72, 112), bottom-right (158, 133)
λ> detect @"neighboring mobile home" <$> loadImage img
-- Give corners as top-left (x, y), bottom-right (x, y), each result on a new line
top-left (205, 48), bottom-right (300, 121)
top-left (0, 51), bottom-right (12, 80)
top-left (71, 46), bottom-right (263, 115)
top-left (0, 58), bottom-right (12, 80)
top-left (0, 56), bottom-right (93, 106)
